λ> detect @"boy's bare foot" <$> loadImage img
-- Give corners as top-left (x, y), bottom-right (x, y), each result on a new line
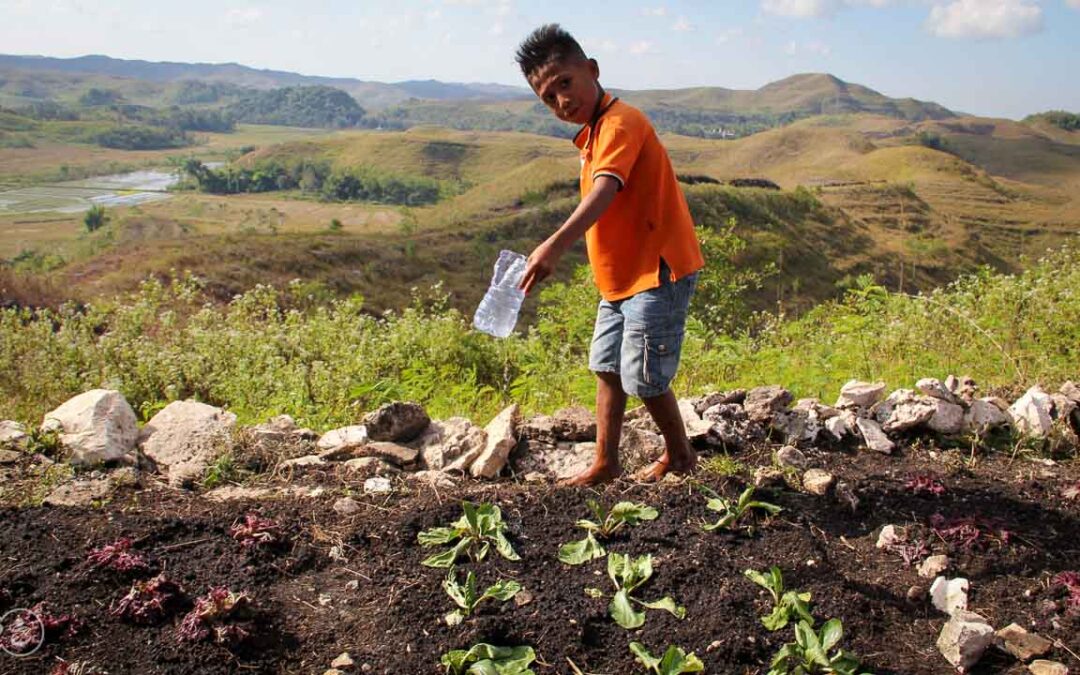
top-left (632, 452), bottom-right (697, 482)
top-left (560, 461), bottom-right (623, 486)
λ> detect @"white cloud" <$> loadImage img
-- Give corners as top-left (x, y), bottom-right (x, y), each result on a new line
top-left (672, 15), bottom-right (693, 31)
top-left (1066, 0), bottom-right (1080, 8)
top-left (639, 6), bottom-right (668, 17)
top-left (628, 40), bottom-right (657, 54)
top-left (715, 27), bottom-right (744, 44)
top-left (925, 0), bottom-right (1043, 38)
top-left (762, 0), bottom-right (838, 18)
top-left (224, 7), bottom-right (263, 27)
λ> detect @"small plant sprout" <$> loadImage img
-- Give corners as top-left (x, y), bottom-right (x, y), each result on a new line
top-left (558, 500), bottom-right (659, 565)
top-left (109, 574), bottom-right (187, 625)
top-left (177, 587), bottom-right (253, 645)
top-left (744, 566), bottom-right (814, 631)
top-left (767, 619), bottom-right (870, 675)
top-left (229, 513), bottom-right (282, 549)
top-left (86, 537), bottom-right (150, 573)
top-left (1052, 571), bottom-right (1080, 614)
top-left (419, 502), bottom-right (520, 568)
top-left (904, 475), bottom-right (946, 496)
top-left (439, 643), bottom-right (536, 675)
top-left (701, 485), bottom-right (782, 531)
top-left (629, 642), bottom-right (704, 674)
top-left (0, 603), bottom-right (81, 655)
top-left (442, 568), bottom-right (522, 626)
top-left (600, 552), bottom-right (686, 630)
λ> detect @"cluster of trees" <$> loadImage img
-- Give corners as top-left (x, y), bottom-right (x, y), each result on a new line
top-left (1024, 110), bottom-right (1080, 132)
top-left (226, 86), bottom-right (366, 128)
top-left (181, 158), bottom-right (443, 205)
top-left (95, 125), bottom-right (192, 150)
top-left (643, 108), bottom-right (801, 139)
top-left (170, 80), bottom-right (245, 105)
top-left (78, 87), bottom-right (124, 106)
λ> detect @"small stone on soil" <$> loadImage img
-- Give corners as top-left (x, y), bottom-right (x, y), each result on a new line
top-left (995, 623), bottom-right (1053, 661)
top-left (1029, 660), bottom-right (1069, 675)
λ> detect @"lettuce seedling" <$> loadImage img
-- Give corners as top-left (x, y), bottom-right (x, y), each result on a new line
top-left (86, 537), bottom-right (149, 573)
top-left (904, 475), bottom-right (945, 496)
top-left (744, 566), bottom-right (814, 631)
top-left (767, 619), bottom-right (869, 675)
top-left (629, 642), bottom-right (704, 674)
top-left (109, 573), bottom-right (187, 625)
top-left (419, 502), bottom-right (520, 568)
top-left (600, 552), bottom-right (686, 629)
top-left (440, 643), bottom-right (536, 675)
top-left (558, 500), bottom-right (659, 565)
top-left (177, 587), bottom-right (253, 645)
top-left (1053, 571), bottom-right (1080, 614)
top-left (929, 513), bottom-right (1011, 551)
top-left (442, 567), bottom-right (522, 626)
top-left (229, 513), bottom-right (282, 549)
top-left (701, 485), bottom-right (782, 531)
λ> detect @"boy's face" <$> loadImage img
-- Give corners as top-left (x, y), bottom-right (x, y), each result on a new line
top-left (527, 57), bottom-right (601, 126)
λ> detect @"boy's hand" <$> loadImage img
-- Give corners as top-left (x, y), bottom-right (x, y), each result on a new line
top-left (519, 240), bottom-right (562, 295)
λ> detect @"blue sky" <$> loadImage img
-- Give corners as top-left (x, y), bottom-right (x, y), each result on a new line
top-left (1, 0), bottom-right (1078, 119)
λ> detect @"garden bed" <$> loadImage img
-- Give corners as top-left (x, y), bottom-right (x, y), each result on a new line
top-left (0, 445), bottom-right (1078, 674)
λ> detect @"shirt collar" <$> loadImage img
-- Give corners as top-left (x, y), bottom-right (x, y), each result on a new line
top-left (573, 92), bottom-right (615, 150)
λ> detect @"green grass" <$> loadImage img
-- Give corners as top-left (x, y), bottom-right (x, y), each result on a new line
top-left (2, 245), bottom-right (1078, 434)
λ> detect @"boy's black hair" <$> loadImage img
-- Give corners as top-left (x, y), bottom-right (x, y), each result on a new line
top-left (515, 24), bottom-right (589, 79)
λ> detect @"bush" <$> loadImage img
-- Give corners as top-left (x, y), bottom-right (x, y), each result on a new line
top-left (84, 205), bottom-right (108, 233)
top-left (95, 126), bottom-right (192, 150)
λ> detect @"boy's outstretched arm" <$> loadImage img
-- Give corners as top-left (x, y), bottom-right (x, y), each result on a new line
top-left (518, 175), bottom-right (620, 295)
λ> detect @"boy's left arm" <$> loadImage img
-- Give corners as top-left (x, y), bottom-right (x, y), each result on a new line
top-left (518, 175), bottom-right (619, 294)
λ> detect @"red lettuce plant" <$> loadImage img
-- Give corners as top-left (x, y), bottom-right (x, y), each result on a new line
top-left (1053, 571), bottom-right (1080, 614)
top-left (930, 513), bottom-right (1011, 551)
top-left (0, 603), bottom-right (80, 655)
top-left (177, 587), bottom-right (253, 645)
top-left (109, 574), bottom-right (187, 625)
top-left (86, 537), bottom-right (149, 573)
top-left (904, 475), bottom-right (946, 496)
top-left (229, 513), bottom-right (282, 549)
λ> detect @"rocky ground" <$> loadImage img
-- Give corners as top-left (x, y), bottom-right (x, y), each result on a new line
top-left (0, 377), bottom-right (1078, 674)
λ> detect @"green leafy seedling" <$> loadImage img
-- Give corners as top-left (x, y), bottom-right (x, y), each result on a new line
top-left (598, 552), bottom-right (686, 629)
top-left (440, 643), bottom-right (536, 675)
top-left (442, 567), bottom-right (522, 626)
top-left (701, 484), bottom-right (782, 531)
top-left (745, 566), bottom-right (815, 631)
top-left (767, 619), bottom-right (870, 675)
top-left (558, 500), bottom-right (659, 566)
top-left (419, 502), bottom-right (520, 568)
top-left (629, 642), bottom-right (704, 674)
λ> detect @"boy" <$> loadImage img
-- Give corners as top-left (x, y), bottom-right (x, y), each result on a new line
top-left (514, 24), bottom-right (705, 486)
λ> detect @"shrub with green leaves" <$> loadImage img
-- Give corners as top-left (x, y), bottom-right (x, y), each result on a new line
top-left (629, 642), bottom-right (704, 674)
top-left (767, 619), bottom-right (869, 675)
top-left (588, 552), bottom-right (685, 630)
top-left (745, 566), bottom-right (814, 631)
top-left (419, 502), bottom-right (520, 568)
top-left (440, 643), bottom-right (536, 675)
top-left (558, 500), bottom-right (658, 565)
top-left (701, 485), bottom-right (782, 531)
top-left (442, 568), bottom-right (521, 626)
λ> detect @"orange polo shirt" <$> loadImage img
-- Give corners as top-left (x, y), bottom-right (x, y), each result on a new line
top-left (574, 93), bottom-right (704, 302)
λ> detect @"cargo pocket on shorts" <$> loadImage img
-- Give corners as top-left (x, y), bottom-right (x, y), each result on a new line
top-left (642, 331), bottom-right (684, 388)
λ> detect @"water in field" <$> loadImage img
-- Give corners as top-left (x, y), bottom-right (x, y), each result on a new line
top-left (0, 169), bottom-right (184, 214)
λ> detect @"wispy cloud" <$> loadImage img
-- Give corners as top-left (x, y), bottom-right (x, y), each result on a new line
top-left (639, 6), bottom-right (668, 17)
top-left (672, 15), bottom-right (693, 31)
top-left (715, 27), bottom-right (744, 44)
top-left (628, 40), bottom-right (657, 54)
top-left (224, 7), bottom-right (264, 27)
top-left (925, 0), bottom-right (1043, 38)
top-left (785, 39), bottom-right (832, 55)
top-left (1066, 0), bottom-right (1080, 9)
top-left (762, 0), bottom-right (838, 18)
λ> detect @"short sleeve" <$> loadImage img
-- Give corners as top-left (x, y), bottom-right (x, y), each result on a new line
top-left (591, 117), bottom-right (645, 190)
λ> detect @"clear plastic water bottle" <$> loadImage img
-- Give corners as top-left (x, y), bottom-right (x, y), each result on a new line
top-left (473, 250), bottom-right (527, 338)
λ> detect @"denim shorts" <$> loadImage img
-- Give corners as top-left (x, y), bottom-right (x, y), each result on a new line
top-left (589, 262), bottom-right (698, 399)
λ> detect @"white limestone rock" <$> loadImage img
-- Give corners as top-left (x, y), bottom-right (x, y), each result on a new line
top-left (918, 377), bottom-right (962, 405)
top-left (317, 425), bottom-right (368, 452)
top-left (918, 555), bottom-right (950, 579)
top-left (835, 380), bottom-right (886, 409)
top-left (416, 417), bottom-right (487, 472)
top-left (856, 417), bottom-right (895, 454)
top-left (937, 610), bottom-right (994, 671)
top-left (930, 576), bottom-right (969, 616)
top-left (139, 400), bottom-right (237, 486)
top-left (470, 404), bottom-right (520, 479)
top-left (43, 389), bottom-right (139, 466)
top-left (1010, 386), bottom-right (1054, 437)
top-left (963, 399), bottom-right (1011, 434)
top-left (802, 469), bottom-right (834, 496)
top-left (0, 420), bottom-right (28, 449)
top-left (927, 399), bottom-right (966, 435)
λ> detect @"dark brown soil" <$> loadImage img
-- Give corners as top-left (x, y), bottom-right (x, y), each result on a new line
top-left (1, 445), bottom-right (1078, 675)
